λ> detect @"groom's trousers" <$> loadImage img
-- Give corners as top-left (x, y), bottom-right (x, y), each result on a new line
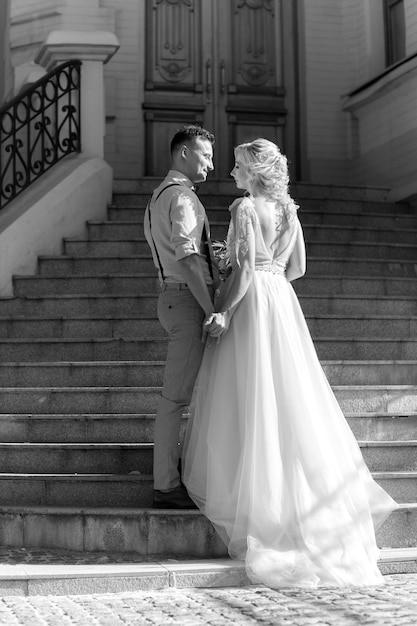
top-left (153, 283), bottom-right (208, 490)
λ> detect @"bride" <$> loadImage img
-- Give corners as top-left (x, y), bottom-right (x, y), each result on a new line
top-left (182, 138), bottom-right (397, 588)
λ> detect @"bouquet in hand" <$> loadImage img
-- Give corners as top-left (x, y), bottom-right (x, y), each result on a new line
top-left (212, 240), bottom-right (231, 280)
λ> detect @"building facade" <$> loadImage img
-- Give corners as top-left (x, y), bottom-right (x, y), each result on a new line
top-left (2, 0), bottom-right (416, 199)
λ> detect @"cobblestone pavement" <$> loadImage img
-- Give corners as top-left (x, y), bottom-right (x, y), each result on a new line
top-left (0, 574), bottom-right (416, 625)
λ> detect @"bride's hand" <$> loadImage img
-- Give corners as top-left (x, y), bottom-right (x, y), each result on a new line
top-left (206, 312), bottom-right (229, 340)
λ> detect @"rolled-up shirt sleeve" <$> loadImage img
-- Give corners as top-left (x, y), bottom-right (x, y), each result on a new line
top-left (170, 190), bottom-right (202, 260)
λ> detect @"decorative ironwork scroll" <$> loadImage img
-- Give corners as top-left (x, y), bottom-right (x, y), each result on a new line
top-left (0, 60), bottom-right (81, 211)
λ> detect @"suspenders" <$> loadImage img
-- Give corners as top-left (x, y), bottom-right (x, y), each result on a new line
top-left (146, 183), bottom-right (213, 281)
top-left (202, 222), bottom-right (214, 280)
top-left (146, 183), bottom-right (181, 282)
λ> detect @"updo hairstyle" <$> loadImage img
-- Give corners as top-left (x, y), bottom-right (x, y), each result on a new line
top-left (234, 138), bottom-right (290, 203)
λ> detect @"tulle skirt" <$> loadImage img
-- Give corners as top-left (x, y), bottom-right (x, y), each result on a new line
top-left (183, 271), bottom-right (398, 588)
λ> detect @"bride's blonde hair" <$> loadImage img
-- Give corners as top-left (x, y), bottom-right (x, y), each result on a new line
top-left (234, 138), bottom-right (298, 225)
top-left (234, 138), bottom-right (290, 202)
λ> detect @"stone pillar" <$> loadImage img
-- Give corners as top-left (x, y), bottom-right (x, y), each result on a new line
top-left (0, 0), bottom-right (12, 105)
top-left (34, 31), bottom-right (119, 158)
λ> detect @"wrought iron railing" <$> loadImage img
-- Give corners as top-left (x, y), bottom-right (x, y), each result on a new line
top-left (0, 60), bottom-right (81, 211)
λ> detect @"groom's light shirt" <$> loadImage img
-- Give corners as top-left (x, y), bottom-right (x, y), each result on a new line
top-left (144, 170), bottom-right (213, 285)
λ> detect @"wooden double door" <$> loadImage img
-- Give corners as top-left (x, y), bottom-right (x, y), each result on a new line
top-left (143, 0), bottom-right (298, 178)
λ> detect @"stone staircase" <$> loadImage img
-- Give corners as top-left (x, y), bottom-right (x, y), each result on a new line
top-left (0, 178), bottom-right (416, 575)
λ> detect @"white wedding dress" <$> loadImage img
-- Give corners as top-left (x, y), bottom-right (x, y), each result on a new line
top-left (182, 197), bottom-right (397, 588)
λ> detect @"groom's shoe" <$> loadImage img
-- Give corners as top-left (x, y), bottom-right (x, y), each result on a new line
top-left (153, 485), bottom-right (198, 509)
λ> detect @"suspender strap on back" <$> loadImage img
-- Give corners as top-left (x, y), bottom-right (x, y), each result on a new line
top-left (146, 183), bottom-right (181, 281)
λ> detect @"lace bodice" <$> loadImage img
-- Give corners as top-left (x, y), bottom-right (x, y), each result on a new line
top-left (226, 196), bottom-right (300, 274)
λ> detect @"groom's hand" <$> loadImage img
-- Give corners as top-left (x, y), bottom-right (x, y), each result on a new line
top-left (204, 312), bottom-right (229, 338)
top-left (202, 313), bottom-right (215, 342)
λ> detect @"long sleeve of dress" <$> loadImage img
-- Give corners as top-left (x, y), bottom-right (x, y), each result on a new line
top-left (216, 199), bottom-right (256, 319)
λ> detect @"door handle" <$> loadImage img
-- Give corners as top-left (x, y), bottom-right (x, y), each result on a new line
top-left (206, 59), bottom-right (212, 102)
top-left (220, 60), bottom-right (226, 94)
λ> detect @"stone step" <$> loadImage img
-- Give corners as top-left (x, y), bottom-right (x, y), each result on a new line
top-left (64, 238), bottom-right (151, 256)
top-left (375, 472), bottom-right (417, 503)
top-left (299, 294), bottom-right (417, 316)
top-left (108, 201), bottom-right (417, 230)
top-left (0, 470), bottom-right (412, 506)
top-left (87, 221), bottom-right (229, 241)
top-left (3, 289), bottom-right (417, 319)
top-left (0, 413), bottom-right (158, 443)
top-left (0, 387), bottom-right (160, 414)
top-left (112, 196), bottom-right (415, 222)
top-left (0, 294), bottom-right (156, 317)
top-left (114, 178), bottom-right (391, 198)
top-left (38, 255), bottom-right (156, 276)
top-left (202, 198), bottom-right (407, 213)
top-left (0, 443), bottom-right (152, 474)
top-left (333, 385), bottom-right (417, 414)
top-left (295, 276), bottom-right (417, 297)
top-left (2, 336), bottom-right (417, 362)
top-left (109, 205), bottom-right (417, 230)
top-left (315, 337), bottom-right (417, 360)
top-left (1, 410), bottom-right (416, 444)
top-left (2, 360), bottom-right (417, 389)
top-left (0, 506), bottom-right (226, 559)
top-left (63, 237), bottom-right (417, 260)
top-left (6, 554), bottom-right (417, 596)
top-left (297, 186), bottom-right (398, 204)
top-left (0, 557), bottom-right (253, 595)
top-left (308, 316), bottom-right (417, 339)
top-left (0, 504), bottom-right (413, 557)
top-left (0, 550), bottom-right (414, 596)
top-left (0, 337), bottom-right (167, 362)
top-left (12, 275), bottom-right (161, 297)
top-left (0, 361), bottom-right (165, 387)
top-left (0, 439), bottom-right (412, 475)
top-left (322, 360), bottom-right (417, 385)
top-left (13, 273), bottom-right (417, 298)
top-left (307, 240), bottom-right (417, 261)
top-left (305, 224), bottom-right (417, 246)
top-left (302, 209), bottom-right (417, 230)
top-left (109, 205), bottom-right (227, 223)
top-left (87, 221), bottom-right (143, 241)
top-left (0, 316), bottom-right (165, 339)
top-left (109, 195), bottom-right (226, 209)
top-left (0, 474), bottom-right (152, 507)
top-left (108, 205), bottom-right (146, 221)
top-left (1, 384), bottom-right (417, 415)
top-left (0, 561), bottom-right (248, 595)
top-left (37, 253), bottom-right (417, 280)
top-left (112, 181), bottom-right (394, 205)
top-left (341, 413), bottom-right (417, 442)
top-left (88, 220), bottom-right (417, 247)
top-left (0, 410), bottom-right (415, 444)
top-left (359, 441), bottom-right (417, 471)
top-left (2, 314), bottom-right (417, 340)
top-left (306, 257), bottom-right (417, 278)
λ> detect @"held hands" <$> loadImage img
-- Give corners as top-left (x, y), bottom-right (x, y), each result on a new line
top-left (203, 311), bottom-right (230, 346)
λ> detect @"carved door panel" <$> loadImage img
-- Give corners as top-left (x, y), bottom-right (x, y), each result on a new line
top-left (144, 0), bottom-right (295, 178)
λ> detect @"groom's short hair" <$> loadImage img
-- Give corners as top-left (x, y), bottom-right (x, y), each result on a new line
top-left (170, 125), bottom-right (215, 155)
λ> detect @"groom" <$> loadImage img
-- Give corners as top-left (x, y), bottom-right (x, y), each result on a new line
top-left (144, 125), bottom-right (225, 508)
